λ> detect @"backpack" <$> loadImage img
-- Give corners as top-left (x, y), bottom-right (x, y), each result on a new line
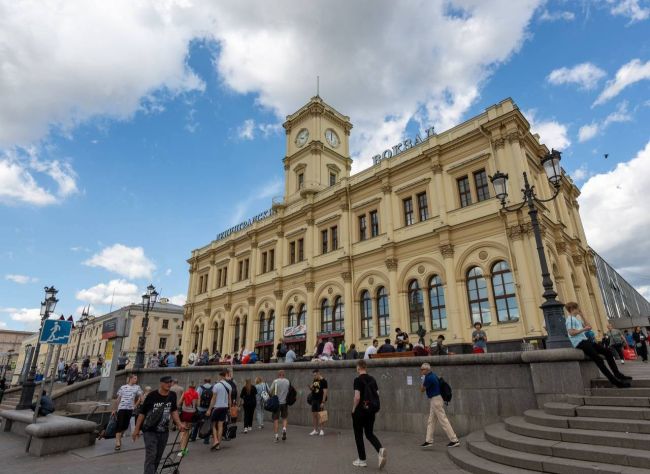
top-left (360, 376), bottom-right (380, 413)
top-left (199, 385), bottom-right (213, 409)
top-left (286, 384), bottom-right (297, 406)
top-left (439, 376), bottom-right (452, 404)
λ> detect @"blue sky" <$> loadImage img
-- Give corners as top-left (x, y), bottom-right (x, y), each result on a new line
top-left (1, 0), bottom-right (649, 331)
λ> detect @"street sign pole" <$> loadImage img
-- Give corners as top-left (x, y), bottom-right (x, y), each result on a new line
top-left (48, 344), bottom-right (62, 396)
top-left (26, 344), bottom-right (53, 453)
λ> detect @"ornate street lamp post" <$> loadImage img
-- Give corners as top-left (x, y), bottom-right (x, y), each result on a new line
top-left (17, 286), bottom-right (58, 409)
top-left (73, 308), bottom-right (91, 362)
top-left (134, 284), bottom-right (159, 369)
top-left (490, 149), bottom-right (572, 349)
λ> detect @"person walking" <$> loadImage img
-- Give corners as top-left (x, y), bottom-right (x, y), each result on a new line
top-left (178, 381), bottom-right (198, 455)
top-left (565, 302), bottom-right (632, 387)
top-left (418, 363), bottom-right (460, 448)
top-left (191, 378), bottom-right (213, 443)
top-left (166, 351), bottom-right (177, 368)
top-left (56, 358), bottom-right (65, 382)
top-left (206, 371), bottom-right (231, 450)
top-left (113, 374), bottom-right (143, 451)
top-left (276, 338), bottom-right (288, 363)
top-left (347, 344), bottom-right (359, 360)
top-left (240, 379), bottom-right (257, 433)
top-left (606, 323), bottom-right (626, 364)
top-left (176, 351), bottom-right (184, 367)
top-left (132, 375), bottom-right (185, 474)
top-left (632, 326), bottom-right (648, 362)
top-left (309, 368), bottom-right (328, 436)
top-left (472, 322), bottom-right (488, 353)
top-left (116, 352), bottom-right (130, 371)
top-left (364, 339), bottom-right (379, 359)
top-left (270, 369), bottom-right (291, 442)
top-left (66, 362), bottom-right (79, 385)
top-left (254, 376), bottom-right (268, 429)
top-left (351, 359), bottom-right (386, 469)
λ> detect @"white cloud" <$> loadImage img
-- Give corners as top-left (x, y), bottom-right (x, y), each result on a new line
top-left (230, 177), bottom-right (283, 225)
top-left (0, 307), bottom-right (42, 330)
top-left (594, 59), bottom-right (650, 106)
top-left (570, 164), bottom-right (590, 183)
top-left (547, 63), bottom-right (606, 90)
top-left (636, 285), bottom-right (650, 300)
top-left (84, 244), bottom-right (156, 279)
top-left (524, 109), bottom-right (571, 150)
top-left (237, 119), bottom-right (256, 140)
top-left (76, 279), bottom-right (140, 306)
top-left (539, 9), bottom-right (575, 21)
top-left (235, 119), bottom-right (282, 141)
top-left (0, 321), bottom-right (6, 329)
top-left (608, 0), bottom-right (650, 22)
top-left (580, 140), bottom-right (650, 289)
top-left (5, 274), bottom-right (38, 284)
top-left (578, 101), bottom-right (632, 142)
top-left (165, 268), bottom-right (172, 276)
top-left (168, 294), bottom-right (187, 306)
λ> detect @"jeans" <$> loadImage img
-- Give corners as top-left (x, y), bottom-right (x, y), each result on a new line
top-left (143, 431), bottom-right (169, 474)
top-left (57, 370), bottom-right (65, 381)
top-left (255, 401), bottom-right (264, 427)
top-left (426, 395), bottom-right (458, 443)
top-left (577, 340), bottom-right (624, 382)
top-left (352, 410), bottom-right (382, 461)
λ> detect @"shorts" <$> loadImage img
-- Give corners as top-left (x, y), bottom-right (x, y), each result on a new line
top-left (311, 399), bottom-right (323, 413)
top-left (115, 409), bottom-right (133, 433)
top-left (180, 410), bottom-right (196, 423)
top-left (211, 408), bottom-right (228, 423)
top-left (272, 404), bottom-right (288, 420)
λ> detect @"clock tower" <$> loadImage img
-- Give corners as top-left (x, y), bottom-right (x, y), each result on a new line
top-left (282, 96), bottom-right (353, 203)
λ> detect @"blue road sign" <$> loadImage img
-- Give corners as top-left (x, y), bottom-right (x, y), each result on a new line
top-left (40, 319), bottom-right (73, 344)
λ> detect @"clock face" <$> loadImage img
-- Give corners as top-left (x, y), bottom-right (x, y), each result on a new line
top-left (325, 129), bottom-right (340, 148)
top-left (295, 128), bottom-right (309, 147)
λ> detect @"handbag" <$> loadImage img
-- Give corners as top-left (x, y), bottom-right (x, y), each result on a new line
top-left (230, 405), bottom-right (239, 418)
top-left (103, 414), bottom-right (117, 439)
top-left (142, 400), bottom-right (166, 431)
top-left (264, 395), bottom-right (279, 412)
top-left (198, 417), bottom-right (212, 439)
top-left (318, 410), bottom-right (328, 424)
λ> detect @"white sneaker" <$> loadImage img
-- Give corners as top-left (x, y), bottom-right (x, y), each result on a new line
top-left (352, 459), bottom-right (367, 467)
top-left (309, 429), bottom-right (318, 436)
top-left (244, 427), bottom-right (248, 433)
top-left (319, 429), bottom-right (325, 436)
top-left (621, 360), bottom-right (625, 364)
top-left (378, 448), bottom-right (387, 470)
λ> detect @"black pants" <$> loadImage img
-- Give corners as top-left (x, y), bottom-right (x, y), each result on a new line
top-left (352, 410), bottom-right (382, 461)
top-left (143, 431), bottom-right (169, 474)
top-left (243, 404), bottom-right (255, 428)
top-left (577, 340), bottom-right (624, 382)
top-left (610, 343), bottom-right (624, 361)
top-left (636, 343), bottom-right (648, 361)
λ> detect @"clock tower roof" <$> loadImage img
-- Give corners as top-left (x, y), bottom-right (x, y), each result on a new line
top-left (283, 96), bottom-right (352, 136)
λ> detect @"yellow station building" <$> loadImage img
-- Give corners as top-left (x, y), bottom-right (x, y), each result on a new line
top-left (183, 96), bottom-right (607, 360)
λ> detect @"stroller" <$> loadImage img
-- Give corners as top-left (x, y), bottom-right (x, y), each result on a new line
top-left (156, 431), bottom-right (187, 474)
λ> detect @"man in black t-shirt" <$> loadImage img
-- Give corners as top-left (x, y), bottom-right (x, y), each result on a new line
top-left (377, 339), bottom-right (395, 354)
top-left (309, 369), bottom-right (328, 436)
top-left (133, 375), bottom-right (185, 474)
top-left (394, 328), bottom-right (409, 352)
top-left (351, 360), bottom-right (386, 469)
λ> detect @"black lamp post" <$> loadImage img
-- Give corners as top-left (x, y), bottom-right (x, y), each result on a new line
top-left (73, 308), bottom-right (91, 362)
top-left (134, 284), bottom-right (159, 369)
top-left (490, 149), bottom-right (572, 349)
top-left (17, 286), bottom-right (58, 409)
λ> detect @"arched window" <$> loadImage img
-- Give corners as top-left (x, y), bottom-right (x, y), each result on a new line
top-left (333, 296), bottom-right (344, 331)
top-left (428, 275), bottom-right (447, 330)
top-left (321, 299), bottom-right (332, 332)
top-left (233, 317), bottom-right (241, 353)
top-left (258, 312), bottom-right (266, 341)
top-left (360, 290), bottom-right (373, 338)
top-left (467, 267), bottom-right (492, 325)
top-left (408, 279), bottom-right (425, 333)
top-left (298, 304), bottom-right (306, 326)
top-left (491, 261), bottom-right (519, 322)
top-left (267, 310), bottom-right (275, 341)
top-left (287, 305), bottom-right (296, 327)
top-left (376, 287), bottom-right (389, 337)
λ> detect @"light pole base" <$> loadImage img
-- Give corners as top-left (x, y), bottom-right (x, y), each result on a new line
top-left (541, 299), bottom-right (573, 349)
top-left (17, 379), bottom-right (36, 410)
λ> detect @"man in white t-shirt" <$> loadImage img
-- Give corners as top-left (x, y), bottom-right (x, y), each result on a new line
top-left (206, 371), bottom-right (231, 450)
top-left (364, 339), bottom-right (379, 359)
top-left (113, 374), bottom-right (143, 450)
top-left (270, 370), bottom-right (291, 443)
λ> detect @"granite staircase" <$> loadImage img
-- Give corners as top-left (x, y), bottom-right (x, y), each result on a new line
top-left (0, 389), bottom-right (21, 412)
top-left (449, 379), bottom-right (650, 473)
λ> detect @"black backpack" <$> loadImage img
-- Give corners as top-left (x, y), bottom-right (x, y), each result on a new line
top-left (286, 384), bottom-right (297, 406)
top-left (199, 385), bottom-right (213, 409)
top-left (439, 376), bottom-right (452, 405)
top-left (361, 377), bottom-right (380, 413)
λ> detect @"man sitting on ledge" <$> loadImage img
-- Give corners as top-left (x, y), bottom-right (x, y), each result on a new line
top-left (31, 390), bottom-right (55, 417)
top-left (564, 302), bottom-right (631, 388)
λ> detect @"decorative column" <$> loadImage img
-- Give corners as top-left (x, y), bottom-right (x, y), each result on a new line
top-left (380, 183), bottom-right (394, 240)
top-left (339, 201), bottom-right (350, 251)
top-left (275, 230), bottom-right (284, 276)
top-left (571, 252), bottom-right (599, 329)
top-left (305, 281), bottom-right (316, 354)
top-left (246, 296), bottom-right (256, 350)
top-left (342, 271), bottom-right (354, 344)
top-left (249, 239), bottom-right (258, 285)
top-left (305, 218), bottom-right (315, 265)
top-left (385, 257), bottom-right (402, 336)
top-left (273, 289), bottom-right (284, 356)
top-left (223, 303), bottom-right (233, 354)
top-left (430, 160), bottom-right (446, 222)
top-left (440, 244), bottom-right (461, 344)
top-left (556, 242), bottom-right (578, 303)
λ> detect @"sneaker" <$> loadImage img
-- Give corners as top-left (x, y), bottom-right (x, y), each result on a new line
top-left (282, 430), bottom-right (287, 441)
top-left (309, 429), bottom-right (318, 436)
top-left (617, 374), bottom-right (632, 380)
top-left (274, 434), bottom-right (279, 443)
top-left (352, 459), bottom-right (367, 467)
top-left (378, 447), bottom-right (387, 469)
top-left (319, 430), bottom-right (324, 436)
top-left (447, 440), bottom-right (461, 448)
top-left (244, 427), bottom-right (248, 433)
top-left (420, 441), bottom-right (433, 448)
top-left (613, 379), bottom-right (631, 388)
top-left (259, 425), bottom-right (263, 430)
top-left (621, 359), bottom-right (625, 364)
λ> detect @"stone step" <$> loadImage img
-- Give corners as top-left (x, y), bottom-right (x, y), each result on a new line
top-left (592, 379), bottom-right (650, 389)
top-left (447, 435), bottom-right (539, 474)
top-left (467, 430), bottom-right (650, 474)
top-left (525, 409), bottom-right (650, 434)
top-left (568, 394), bottom-right (650, 407)
top-left (485, 423), bottom-right (650, 468)
top-left (576, 405), bottom-right (650, 421)
top-left (544, 402), bottom-right (578, 417)
top-left (505, 416), bottom-right (650, 451)
top-left (591, 387), bottom-right (650, 397)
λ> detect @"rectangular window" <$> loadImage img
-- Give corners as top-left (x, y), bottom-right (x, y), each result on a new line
top-left (202, 275), bottom-right (208, 293)
top-left (238, 260), bottom-right (243, 281)
top-left (417, 192), bottom-right (429, 221)
top-left (474, 169), bottom-right (490, 202)
top-left (370, 210), bottom-right (379, 237)
top-left (298, 238), bottom-right (304, 262)
top-left (297, 173), bottom-right (304, 189)
top-left (403, 197), bottom-right (414, 226)
top-left (197, 275), bottom-right (203, 294)
top-left (331, 226), bottom-right (338, 250)
top-left (458, 176), bottom-right (472, 207)
top-left (223, 267), bottom-right (227, 286)
top-left (244, 258), bottom-right (249, 279)
top-left (358, 215), bottom-right (367, 241)
top-left (162, 320), bottom-right (169, 330)
top-left (269, 249), bottom-right (275, 270)
top-left (289, 241), bottom-right (296, 264)
top-left (159, 337), bottom-right (167, 350)
top-left (261, 252), bottom-right (267, 273)
top-left (217, 269), bottom-right (222, 288)
top-left (322, 229), bottom-right (328, 254)
top-left (329, 173), bottom-right (336, 186)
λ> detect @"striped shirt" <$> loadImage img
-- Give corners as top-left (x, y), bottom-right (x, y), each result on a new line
top-left (117, 384), bottom-right (143, 410)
